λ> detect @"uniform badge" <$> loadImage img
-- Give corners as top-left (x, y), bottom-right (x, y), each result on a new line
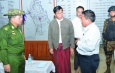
top-left (19, 10), bottom-right (21, 13)
top-left (12, 26), bottom-right (15, 29)
top-left (12, 31), bottom-right (16, 35)
top-left (4, 27), bottom-right (8, 30)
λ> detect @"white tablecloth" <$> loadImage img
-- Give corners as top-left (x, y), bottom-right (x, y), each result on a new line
top-left (0, 60), bottom-right (55, 73)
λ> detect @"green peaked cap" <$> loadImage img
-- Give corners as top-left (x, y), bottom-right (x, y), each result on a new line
top-left (4, 9), bottom-right (25, 16)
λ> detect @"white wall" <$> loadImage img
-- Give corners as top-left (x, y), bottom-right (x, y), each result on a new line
top-left (0, 0), bottom-right (115, 41)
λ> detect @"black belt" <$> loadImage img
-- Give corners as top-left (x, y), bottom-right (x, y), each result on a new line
top-left (78, 54), bottom-right (98, 58)
top-left (8, 53), bottom-right (23, 56)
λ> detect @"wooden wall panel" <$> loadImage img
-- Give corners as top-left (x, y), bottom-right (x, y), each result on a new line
top-left (24, 41), bottom-right (54, 61)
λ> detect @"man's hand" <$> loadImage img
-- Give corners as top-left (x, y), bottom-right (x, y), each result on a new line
top-left (75, 38), bottom-right (80, 45)
top-left (70, 48), bottom-right (74, 56)
top-left (4, 64), bottom-right (10, 72)
top-left (23, 55), bottom-right (26, 60)
top-left (49, 48), bottom-right (54, 54)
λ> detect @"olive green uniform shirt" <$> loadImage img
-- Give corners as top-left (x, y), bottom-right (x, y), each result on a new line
top-left (0, 22), bottom-right (24, 65)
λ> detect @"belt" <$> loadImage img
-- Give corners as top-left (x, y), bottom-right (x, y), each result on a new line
top-left (78, 54), bottom-right (98, 58)
top-left (8, 52), bottom-right (23, 56)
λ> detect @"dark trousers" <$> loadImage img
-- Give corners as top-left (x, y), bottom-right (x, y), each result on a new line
top-left (79, 54), bottom-right (99, 73)
top-left (74, 38), bottom-right (79, 70)
top-left (74, 44), bottom-right (79, 70)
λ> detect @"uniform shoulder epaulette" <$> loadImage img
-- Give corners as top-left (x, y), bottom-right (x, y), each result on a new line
top-left (104, 18), bottom-right (110, 24)
top-left (2, 25), bottom-right (10, 31)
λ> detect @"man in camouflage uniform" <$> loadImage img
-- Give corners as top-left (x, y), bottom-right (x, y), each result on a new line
top-left (102, 6), bottom-right (115, 73)
top-left (0, 9), bottom-right (25, 73)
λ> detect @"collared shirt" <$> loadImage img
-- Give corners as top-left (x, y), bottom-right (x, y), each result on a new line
top-left (72, 17), bottom-right (83, 38)
top-left (77, 23), bottom-right (101, 56)
top-left (56, 18), bottom-right (63, 43)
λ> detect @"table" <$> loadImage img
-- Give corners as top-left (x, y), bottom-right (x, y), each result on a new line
top-left (0, 60), bottom-right (55, 73)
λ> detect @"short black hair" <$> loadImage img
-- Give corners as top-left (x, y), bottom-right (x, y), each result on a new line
top-left (53, 6), bottom-right (63, 13)
top-left (8, 16), bottom-right (14, 21)
top-left (8, 16), bottom-right (12, 20)
top-left (76, 6), bottom-right (84, 11)
top-left (82, 10), bottom-right (95, 22)
top-left (8, 15), bottom-right (17, 21)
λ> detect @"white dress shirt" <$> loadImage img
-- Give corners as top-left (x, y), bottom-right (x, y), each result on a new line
top-left (77, 23), bottom-right (101, 56)
top-left (56, 18), bottom-right (63, 43)
top-left (72, 17), bottom-right (83, 38)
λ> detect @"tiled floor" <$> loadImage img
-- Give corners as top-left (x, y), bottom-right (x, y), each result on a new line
top-left (71, 45), bottom-right (114, 73)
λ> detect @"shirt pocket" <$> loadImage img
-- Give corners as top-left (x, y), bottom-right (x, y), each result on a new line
top-left (10, 35), bottom-right (19, 44)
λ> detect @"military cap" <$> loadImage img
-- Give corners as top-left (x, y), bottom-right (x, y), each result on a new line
top-left (3, 9), bottom-right (25, 16)
top-left (108, 6), bottom-right (115, 12)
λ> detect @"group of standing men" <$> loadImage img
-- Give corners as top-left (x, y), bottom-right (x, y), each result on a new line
top-left (48, 5), bottom-right (115, 73)
top-left (0, 4), bottom-right (115, 73)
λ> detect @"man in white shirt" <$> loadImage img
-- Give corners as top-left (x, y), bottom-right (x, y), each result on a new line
top-left (72, 6), bottom-right (84, 73)
top-left (76, 10), bottom-right (101, 73)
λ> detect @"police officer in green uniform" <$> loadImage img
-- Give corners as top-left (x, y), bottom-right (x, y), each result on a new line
top-left (102, 6), bottom-right (115, 73)
top-left (0, 9), bottom-right (25, 73)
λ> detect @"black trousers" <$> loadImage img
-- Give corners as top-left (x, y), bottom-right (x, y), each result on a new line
top-left (79, 54), bottom-right (99, 73)
top-left (74, 38), bottom-right (79, 70)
